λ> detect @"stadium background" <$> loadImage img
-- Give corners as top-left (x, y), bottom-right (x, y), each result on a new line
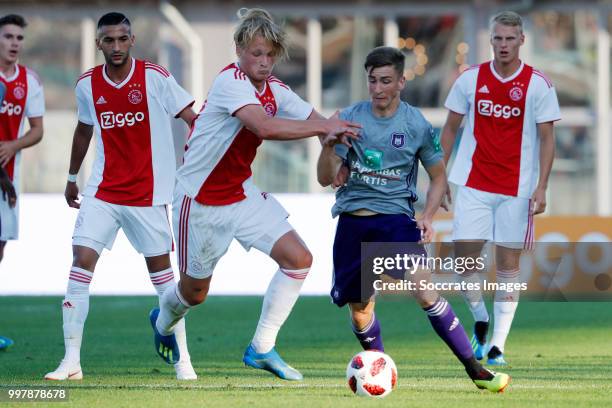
top-left (0, 0), bottom-right (609, 296)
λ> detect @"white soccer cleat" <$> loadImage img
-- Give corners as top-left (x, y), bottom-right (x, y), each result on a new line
top-left (44, 360), bottom-right (83, 380)
top-left (174, 360), bottom-right (197, 380)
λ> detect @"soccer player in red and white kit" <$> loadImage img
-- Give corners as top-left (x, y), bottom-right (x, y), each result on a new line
top-left (440, 11), bottom-right (560, 365)
top-left (0, 14), bottom-right (44, 263)
top-left (0, 14), bottom-right (44, 351)
top-left (150, 8), bottom-right (360, 381)
top-left (45, 13), bottom-right (198, 381)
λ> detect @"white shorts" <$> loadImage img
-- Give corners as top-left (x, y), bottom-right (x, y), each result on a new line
top-left (452, 185), bottom-right (534, 250)
top-left (0, 195), bottom-right (18, 241)
top-left (72, 196), bottom-right (173, 257)
top-left (173, 179), bottom-right (293, 279)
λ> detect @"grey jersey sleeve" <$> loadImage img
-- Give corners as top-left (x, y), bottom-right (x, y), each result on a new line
top-left (417, 123), bottom-right (443, 168)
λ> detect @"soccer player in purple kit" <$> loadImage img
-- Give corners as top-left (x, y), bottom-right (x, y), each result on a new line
top-left (318, 46), bottom-right (509, 392)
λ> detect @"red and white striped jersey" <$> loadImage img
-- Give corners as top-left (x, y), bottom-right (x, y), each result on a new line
top-left (76, 58), bottom-right (194, 206)
top-left (0, 64), bottom-right (45, 188)
top-left (176, 63), bottom-right (313, 206)
top-left (445, 61), bottom-right (561, 198)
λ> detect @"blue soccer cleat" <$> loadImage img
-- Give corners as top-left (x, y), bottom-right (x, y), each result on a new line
top-left (0, 336), bottom-right (14, 350)
top-left (471, 334), bottom-right (485, 360)
top-left (149, 308), bottom-right (180, 365)
top-left (486, 346), bottom-right (508, 366)
top-left (243, 343), bottom-right (303, 381)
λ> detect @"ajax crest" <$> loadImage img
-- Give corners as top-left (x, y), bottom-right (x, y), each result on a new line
top-left (128, 89), bottom-right (143, 104)
top-left (509, 86), bottom-right (523, 101)
top-left (13, 86), bottom-right (25, 100)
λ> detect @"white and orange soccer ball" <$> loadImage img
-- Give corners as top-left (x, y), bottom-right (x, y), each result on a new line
top-left (345, 350), bottom-right (398, 398)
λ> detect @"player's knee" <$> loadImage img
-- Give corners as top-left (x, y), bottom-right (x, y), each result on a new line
top-left (72, 246), bottom-right (99, 271)
top-left (182, 287), bottom-right (208, 306)
top-left (287, 248), bottom-right (313, 270)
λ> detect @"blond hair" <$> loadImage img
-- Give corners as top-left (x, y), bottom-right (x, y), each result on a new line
top-left (234, 8), bottom-right (288, 60)
top-left (490, 11), bottom-right (523, 35)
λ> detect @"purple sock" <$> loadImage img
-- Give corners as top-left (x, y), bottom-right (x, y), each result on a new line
top-left (424, 297), bottom-right (473, 363)
top-left (352, 314), bottom-right (384, 352)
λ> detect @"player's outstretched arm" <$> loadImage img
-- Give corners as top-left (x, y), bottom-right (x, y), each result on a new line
top-left (65, 121), bottom-right (93, 209)
top-left (531, 121), bottom-right (555, 215)
top-left (0, 166), bottom-right (16, 208)
top-left (0, 116), bottom-right (43, 167)
top-left (417, 161), bottom-right (448, 243)
top-left (234, 104), bottom-right (361, 142)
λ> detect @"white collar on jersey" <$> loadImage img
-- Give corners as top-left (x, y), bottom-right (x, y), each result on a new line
top-left (0, 63), bottom-right (20, 82)
top-left (102, 57), bottom-right (135, 89)
top-left (489, 60), bottom-right (524, 83)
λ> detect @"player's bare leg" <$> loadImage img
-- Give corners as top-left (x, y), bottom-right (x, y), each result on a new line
top-left (455, 240), bottom-right (489, 359)
top-left (45, 245), bottom-right (99, 380)
top-left (0, 240), bottom-right (6, 263)
top-left (349, 301), bottom-right (384, 351)
top-left (487, 245), bottom-right (522, 365)
top-left (145, 254), bottom-right (197, 380)
top-left (243, 230), bottom-right (311, 381)
top-left (410, 267), bottom-right (509, 392)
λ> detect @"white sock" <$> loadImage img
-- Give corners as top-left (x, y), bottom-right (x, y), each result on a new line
top-left (490, 269), bottom-right (520, 352)
top-left (62, 267), bottom-right (93, 364)
top-left (157, 283), bottom-right (191, 336)
top-left (459, 271), bottom-right (489, 323)
top-left (149, 268), bottom-right (191, 363)
top-left (251, 267), bottom-right (309, 354)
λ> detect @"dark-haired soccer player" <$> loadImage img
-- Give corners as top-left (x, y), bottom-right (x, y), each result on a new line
top-left (0, 14), bottom-right (44, 351)
top-left (45, 12), bottom-right (197, 380)
top-left (318, 46), bottom-right (509, 392)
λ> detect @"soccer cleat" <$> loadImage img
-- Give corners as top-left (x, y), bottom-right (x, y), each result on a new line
top-left (149, 308), bottom-right (180, 365)
top-left (472, 367), bottom-right (510, 393)
top-left (44, 360), bottom-right (83, 380)
top-left (0, 336), bottom-right (14, 350)
top-left (242, 343), bottom-right (303, 381)
top-left (174, 360), bottom-right (197, 380)
top-left (471, 334), bottom-right (486, 360)
top-left (487, 346), bottom-right (508, 366)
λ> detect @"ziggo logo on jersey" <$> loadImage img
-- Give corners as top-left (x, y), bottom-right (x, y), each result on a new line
top-left (0, 101), bottom-right (23, 116)
top-left (477, 100), bottom-right (521, 119)
top-left (100, 111), bottom-right (145, 129)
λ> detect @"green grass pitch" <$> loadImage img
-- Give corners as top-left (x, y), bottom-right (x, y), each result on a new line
top-left (0, 296), bottom-right (611, 407)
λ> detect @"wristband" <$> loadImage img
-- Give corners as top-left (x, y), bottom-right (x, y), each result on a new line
top-left (67, 173), bottom-right (78, 183)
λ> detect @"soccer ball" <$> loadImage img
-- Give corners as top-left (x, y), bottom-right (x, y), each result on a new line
top-left (346, 350), bottom-right (398, 398)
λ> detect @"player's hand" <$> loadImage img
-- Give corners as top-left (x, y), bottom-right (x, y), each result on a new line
top-left (65, 181), bottom-right (81, 209)
top-left (440, 186), bottom-right (452, 211)
top-left (416, 217), bottom-right (435, 244)
top-left (325, 111), bottom-right (361, 143)
top-left (0, 175), bottom-right (17, 208)
top-left (332, 164), bottom-right (349, 188)
top-left (0, 141), bottom-right (18, 167)
top-left (530, 186), bottom-right (546, 215)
